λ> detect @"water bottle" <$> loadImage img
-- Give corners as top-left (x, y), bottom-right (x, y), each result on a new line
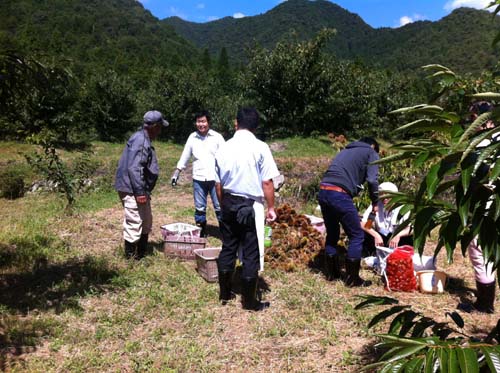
top-left (264, 225), bottom-right (272, 248)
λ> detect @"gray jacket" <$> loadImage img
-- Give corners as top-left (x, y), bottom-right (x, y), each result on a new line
top-left (321, 141), bottom-right (379, 203)
top-left (114, 129), bottom-right (159, 195)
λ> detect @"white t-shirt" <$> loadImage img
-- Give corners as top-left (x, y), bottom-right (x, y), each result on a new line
top-left (362, 202), bottom-right (409, 236)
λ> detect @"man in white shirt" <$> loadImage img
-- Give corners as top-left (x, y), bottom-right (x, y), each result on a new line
top-left (215, 107), bottom-right (280, 311)
top-left (171, 111), bottom-right (225, 237)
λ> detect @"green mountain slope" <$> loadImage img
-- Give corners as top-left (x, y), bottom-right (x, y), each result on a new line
top-left (164, 0), bottom-right (371, 62)
top-left (164, 0), bottom-right (500, 73)
top-left (0, 0), bottom-right (199, 75)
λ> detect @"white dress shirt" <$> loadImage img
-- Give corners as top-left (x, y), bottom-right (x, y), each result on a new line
top-left (215, 129), bottom-right (280, 202)
top-left (176, 129), bottom-right (225, 181)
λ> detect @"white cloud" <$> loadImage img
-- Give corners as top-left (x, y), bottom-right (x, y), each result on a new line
top-left (444, 0), bottom-right (491, 12)
top-left (399, 16), bottom-right (413, 26)
top-left (233, 12), bottom-right (245, 19)
top-left (196, 3), bottom-right (205, 10)
top-left (207, 16), bottom-right (219, 21)
top-left (398, 13), bottom-right (425, 27)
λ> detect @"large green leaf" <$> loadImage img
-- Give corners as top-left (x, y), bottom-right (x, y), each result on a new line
top-left (447, 348), bottom-right (459, 373)
top-left (438, 347), bottom-right (449, 372)
top-left (458, 191), bottom-right (471, 228)
top-left (403, 356), bottom-right (425, 373)
top-left (490, 158), bottom-right (500, 180)
top-left (390, 104), bottom-right (443, 115)
top-left (424, 348), bottom-right (436, 373)
top-left (413, 208), bottom-right (439, 252)
top-left (374, 152), bottom-right (417, 165)
top-left (471, 92), bottom-right (500, 100)
top-left (395, 118), bottom-right (433, 133)
top-left (480, 346), bottom-right (500, 373)
top-left (478, 216), bottom-right (498, 266)
top-left (456, 347), bottom-right (479, 373)
top-left (459, 111), bottom-right (493, 146)
top-left (385, 345), bottom-right (427, 364)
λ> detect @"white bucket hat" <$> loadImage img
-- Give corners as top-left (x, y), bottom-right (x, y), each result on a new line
top-left (379, 182), bottom-right (398, 193)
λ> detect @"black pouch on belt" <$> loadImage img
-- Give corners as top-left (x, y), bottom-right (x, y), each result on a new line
top-left (236, 200), bottom-right (255, 226)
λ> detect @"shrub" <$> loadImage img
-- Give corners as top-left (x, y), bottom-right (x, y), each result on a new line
top-left (0, 163), bottom-right (30, 199)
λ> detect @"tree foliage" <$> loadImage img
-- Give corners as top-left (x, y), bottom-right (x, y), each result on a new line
top-left (164, 0), bottom-right (500, 73)
top-left (379, 65), bottom-right (500, 266)
top-left (356, 295), bottom-right (500, 372)
top-left (243, 29), bottom-right (425, 138)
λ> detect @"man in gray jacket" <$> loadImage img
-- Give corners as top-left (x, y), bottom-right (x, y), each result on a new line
top-left (114, 110), bottom-right (169, 259)
top-left (318, 137), bottom-right (379, 287)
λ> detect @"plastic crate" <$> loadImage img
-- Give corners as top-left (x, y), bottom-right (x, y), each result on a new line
top-left (163, 235), bottom-right (207, 260)
top-left (194, 247), bottom-right (221, 282)
top-left (160, 223), bottom-right (201, 240)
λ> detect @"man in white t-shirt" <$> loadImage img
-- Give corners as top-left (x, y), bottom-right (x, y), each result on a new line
top-left (171, 110), bottom-right (225, 237)
top-left (215, 107), bottom-right (280, 311)
top-left (361, 182), bottom-right (413, 257)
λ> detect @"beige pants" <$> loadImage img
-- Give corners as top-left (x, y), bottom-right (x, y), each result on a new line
top-left (119, 193), bottom-right (152, 243)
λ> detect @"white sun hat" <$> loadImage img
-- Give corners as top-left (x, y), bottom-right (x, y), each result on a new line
top-left (379, 182), bottom-right (398, 193)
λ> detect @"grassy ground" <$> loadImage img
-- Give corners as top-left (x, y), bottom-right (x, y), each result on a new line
top-left (0, 139), bottom-right (498, 372)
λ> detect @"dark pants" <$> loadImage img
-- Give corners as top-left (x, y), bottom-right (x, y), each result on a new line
top-left (318, 189), bottom-right (364, 260)
top-left (217, 194), bottom-right (259, 278)
top-left (362, 232), bottom-right (414, 257)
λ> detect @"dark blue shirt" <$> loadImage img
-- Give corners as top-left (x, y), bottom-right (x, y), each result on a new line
top-left (321, 141), bottom-right (379, 203)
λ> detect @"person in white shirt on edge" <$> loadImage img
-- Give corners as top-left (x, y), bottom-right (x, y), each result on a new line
top-left (215, 107), bottom-right (280, 311)
top-left (361, 181), bottom-right (413, 257)
top-left (458, 101), bottom-right (499, 313)
top-left (171, 110), bottom-right (225, 237)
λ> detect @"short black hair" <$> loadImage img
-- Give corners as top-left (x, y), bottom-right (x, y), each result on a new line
top-left (236, 107), bottom-right (259, 130)
top-left (359, 137), bottom-right (379, 153)
top-left (194, 110), bottom-right (211, 124)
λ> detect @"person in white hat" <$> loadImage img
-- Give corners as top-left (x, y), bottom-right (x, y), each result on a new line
top-left (361, 181), bottom-right (413, 257)
top-left (114, 110), bottom-right (169, 259)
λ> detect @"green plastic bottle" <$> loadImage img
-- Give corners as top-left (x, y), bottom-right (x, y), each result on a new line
top-left (264, 225), bottom-right (272, 248)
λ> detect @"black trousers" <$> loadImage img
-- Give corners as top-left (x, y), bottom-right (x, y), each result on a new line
top-left (217, 194), bottom-right (259, 278)
top-left (362, 231), bottom-right (414, 257)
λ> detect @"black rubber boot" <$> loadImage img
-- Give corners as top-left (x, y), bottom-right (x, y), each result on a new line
top-left (197, 221), bottom-right (207, 238)
top-left (345, 258), bottom-right (372, 287)
top-left (124, 240), bottom-right (136, 259)
top-left (136, 234), bottom-right (148, 260)
top-left (218, 270), bottom-right (235, 305)
top-left (325, 254), bottom-right (342, 281)
top-left (241, 277), bottom-right (270, 311)
top-left (474, 281), bottom-right (496, 314)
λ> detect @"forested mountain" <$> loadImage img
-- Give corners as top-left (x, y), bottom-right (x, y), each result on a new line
top-left (164, 0), bottom-right (371, 65)
top-left (164, 0), bottom-right (500, 73)
top-left (0, 0), bottom-right (199, 77)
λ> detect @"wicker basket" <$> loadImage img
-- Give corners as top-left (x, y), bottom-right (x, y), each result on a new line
top-left (163, 235), bottom-right (207, 260)
top-left (194, 247), bottom-right (221, 282)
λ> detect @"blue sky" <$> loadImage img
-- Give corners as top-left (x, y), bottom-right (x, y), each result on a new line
top-left (138, 0), bottom-right (492, 28)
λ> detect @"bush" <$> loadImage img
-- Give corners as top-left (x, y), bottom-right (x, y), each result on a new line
top-left (0, 163), bottom-right (30, 199)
